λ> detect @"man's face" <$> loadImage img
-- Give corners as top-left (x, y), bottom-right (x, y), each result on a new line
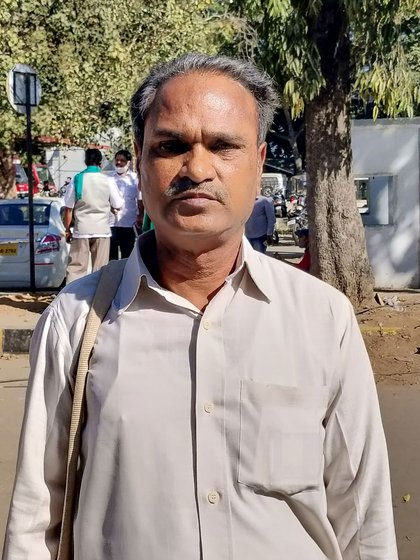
top-left (115, 154), bottom-right (129, 168)
top-left (136, 72), bottom-right (266, 247)
top-left (297, 235), bottom-right (309, 249)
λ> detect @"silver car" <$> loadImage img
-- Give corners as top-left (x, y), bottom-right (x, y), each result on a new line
top-left (0, 198), bottom-right (69, 289)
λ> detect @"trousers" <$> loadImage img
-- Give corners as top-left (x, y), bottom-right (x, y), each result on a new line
top-left (247, 235), bottom-right (267, 254)
top-left (109, 227), bottom-right (136, 260)
top-left (66, 237), bottom-right (110, 284)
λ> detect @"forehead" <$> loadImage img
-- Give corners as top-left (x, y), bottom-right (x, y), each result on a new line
top-left (145, 72), bottom-right (259, 139)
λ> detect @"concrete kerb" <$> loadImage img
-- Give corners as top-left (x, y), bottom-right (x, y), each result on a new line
top-left (0, 329), bottom-right (34, 355)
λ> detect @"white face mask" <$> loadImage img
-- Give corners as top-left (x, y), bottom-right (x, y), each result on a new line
top-left (115, 164), bottom-right (129, 175)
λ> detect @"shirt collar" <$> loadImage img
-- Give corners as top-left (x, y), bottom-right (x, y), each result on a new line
top-left (115, 231), bottom-right (159, 314)
top-left (241, 237), bottom-right (272, 302)
top-left (85, 165), bottom-right (101, 173)
top-left (115, 231), bottom-right (272, 314)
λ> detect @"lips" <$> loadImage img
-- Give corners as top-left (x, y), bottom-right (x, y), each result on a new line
top-left (174, 192), bottom-right (217, 201)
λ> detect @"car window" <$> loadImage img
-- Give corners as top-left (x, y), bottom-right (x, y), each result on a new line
top-left (12, 164), bottom-right (28, 184)
top-left (0, 204), bottom-right (51, 226)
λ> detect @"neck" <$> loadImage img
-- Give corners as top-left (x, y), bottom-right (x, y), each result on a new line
top-left (144, 233), bottom-right (243, 311)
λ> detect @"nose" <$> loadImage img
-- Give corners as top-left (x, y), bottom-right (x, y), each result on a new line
top-left (179, 145), bottom-right (216, 184)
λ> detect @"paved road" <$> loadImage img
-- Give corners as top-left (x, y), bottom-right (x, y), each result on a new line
top-left (0, 356), bottom-right (418, 559)
top-left (0, 355), bottom-right (28, 550)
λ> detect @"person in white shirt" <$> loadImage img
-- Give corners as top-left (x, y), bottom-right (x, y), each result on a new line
top-left (3, 53), bottom-right (397, 560)
top-left (109, 149), bottom-right (141, 260)
top-left (62, 148), bottom-right (123, 283)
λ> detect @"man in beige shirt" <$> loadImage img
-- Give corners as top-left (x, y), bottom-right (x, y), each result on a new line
top-left (3, 53), bottom-right (397, 560)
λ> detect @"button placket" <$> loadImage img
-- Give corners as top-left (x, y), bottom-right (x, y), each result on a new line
top-left (195, 289), bottom-right (235, 558)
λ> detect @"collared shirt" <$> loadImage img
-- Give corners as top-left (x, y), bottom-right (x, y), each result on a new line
top-left (245, 195), bottom-right (276, 239)
top-left (3, 234), bottom-right (397, 560)
top-left (108, 170), bottom-right (140, 228)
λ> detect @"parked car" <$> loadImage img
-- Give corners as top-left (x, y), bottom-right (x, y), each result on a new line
top-left (0, 198), bottom-right (68, 288)
top-left (12, 162), bottom-right (29, 198)
top-left (12, 162), bottom-right (41, 198)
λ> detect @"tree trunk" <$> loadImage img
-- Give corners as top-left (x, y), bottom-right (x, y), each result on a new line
top-left (283, 106), bottom-right (303, 174)
top-left (304, 1), bottom-right (374, 307)
top-left (0, 148), bottom-right (16, 199)
top-left (305, 87), bottom-right (374, 306)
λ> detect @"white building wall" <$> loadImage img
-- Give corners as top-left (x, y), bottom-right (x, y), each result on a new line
top-left (45, 147), bottom-right (86, 191)
top-left (352, 119), bottom-right (420, 289)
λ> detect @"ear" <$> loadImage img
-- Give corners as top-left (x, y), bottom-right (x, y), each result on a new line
top-left (256, 142), bottom-right (267, 196)
top-left (258, 142), bottom-right (267, 171)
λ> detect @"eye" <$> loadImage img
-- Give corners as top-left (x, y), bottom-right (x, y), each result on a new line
top-left (213, 141), bottom-right (234, 152)
top-left (211, 139), bottom-right (243, 154)
top-left (157, 141), bottom-right (187, 155)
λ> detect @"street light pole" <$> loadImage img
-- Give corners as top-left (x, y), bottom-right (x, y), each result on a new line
top-left (25, 73), bottom-right (36, 292)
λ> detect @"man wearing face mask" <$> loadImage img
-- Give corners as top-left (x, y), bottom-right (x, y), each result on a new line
top-left (109, 149), bottom-right (141, 259)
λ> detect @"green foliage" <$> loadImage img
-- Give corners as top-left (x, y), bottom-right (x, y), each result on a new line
top-left (227, 0), bottom-right (420, 118)
top-left (0, 0), bottom-right (228, 152)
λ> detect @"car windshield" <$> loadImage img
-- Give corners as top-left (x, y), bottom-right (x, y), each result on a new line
top-left (0, 204), bottom-right (51, 226)
top-left (36, 166), bottom-right (53, 184)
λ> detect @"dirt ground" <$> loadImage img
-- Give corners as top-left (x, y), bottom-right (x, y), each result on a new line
top-left (357, 292), bottom-right (420, 385)
top-left (0, 293), bottom-right (54, 329)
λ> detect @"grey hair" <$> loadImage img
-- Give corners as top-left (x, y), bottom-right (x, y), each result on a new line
top-left (130, 52), bottom-right (278, 145)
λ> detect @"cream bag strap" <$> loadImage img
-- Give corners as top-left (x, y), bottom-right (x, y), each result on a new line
top-left (57, 258), bottom-right (126, 560)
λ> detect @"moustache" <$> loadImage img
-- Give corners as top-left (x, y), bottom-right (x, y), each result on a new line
top-left (164, 179), bottom-right (227, 203)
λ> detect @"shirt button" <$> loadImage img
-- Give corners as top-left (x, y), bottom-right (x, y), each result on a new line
top-left (204, 402), bottom-right (215, 413)
top-left (202, 320), bottom-right (211, 330)
top-left (207, 491), bottom-right (220, 505)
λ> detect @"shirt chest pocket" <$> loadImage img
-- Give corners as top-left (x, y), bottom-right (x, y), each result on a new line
top-left (238, 380), bottom-right (328, 496)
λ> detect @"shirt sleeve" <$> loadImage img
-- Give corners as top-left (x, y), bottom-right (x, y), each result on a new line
top-left (2, 307), bottom-right (74, 560)
top-left (324, 300), bottom-right (398, 559)
top-left (264, 198), bottom-right (276, 235)
top-left (109, 178), bottom-right (124, 209)
top-left (63, 180), bottom-right (75, 208)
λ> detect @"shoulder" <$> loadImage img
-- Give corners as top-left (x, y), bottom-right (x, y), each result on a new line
top-left (253, 252), bottom-right (352, 325)
top-left (47, 271), bottom-right (102, 343)
top-left (98, 174), bottom-right (119, 192)
top-left (106, 174), bottom-right (119, 186)
top-left (102, 172), bottom-right (115, 183)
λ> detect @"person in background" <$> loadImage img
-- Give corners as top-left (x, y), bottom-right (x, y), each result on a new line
top-left (59, 177), bottom-right (72, 197)
top-left (295, 228), bottom-right (311, 272)
top-left (41, 180), bottom-right (50, 197)
top-left (245, 194), bottom-right (276, 253)
top-left (62, 148), bottom-right (123, 283)
top-left (109, 149), bottom-right (140, 260)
